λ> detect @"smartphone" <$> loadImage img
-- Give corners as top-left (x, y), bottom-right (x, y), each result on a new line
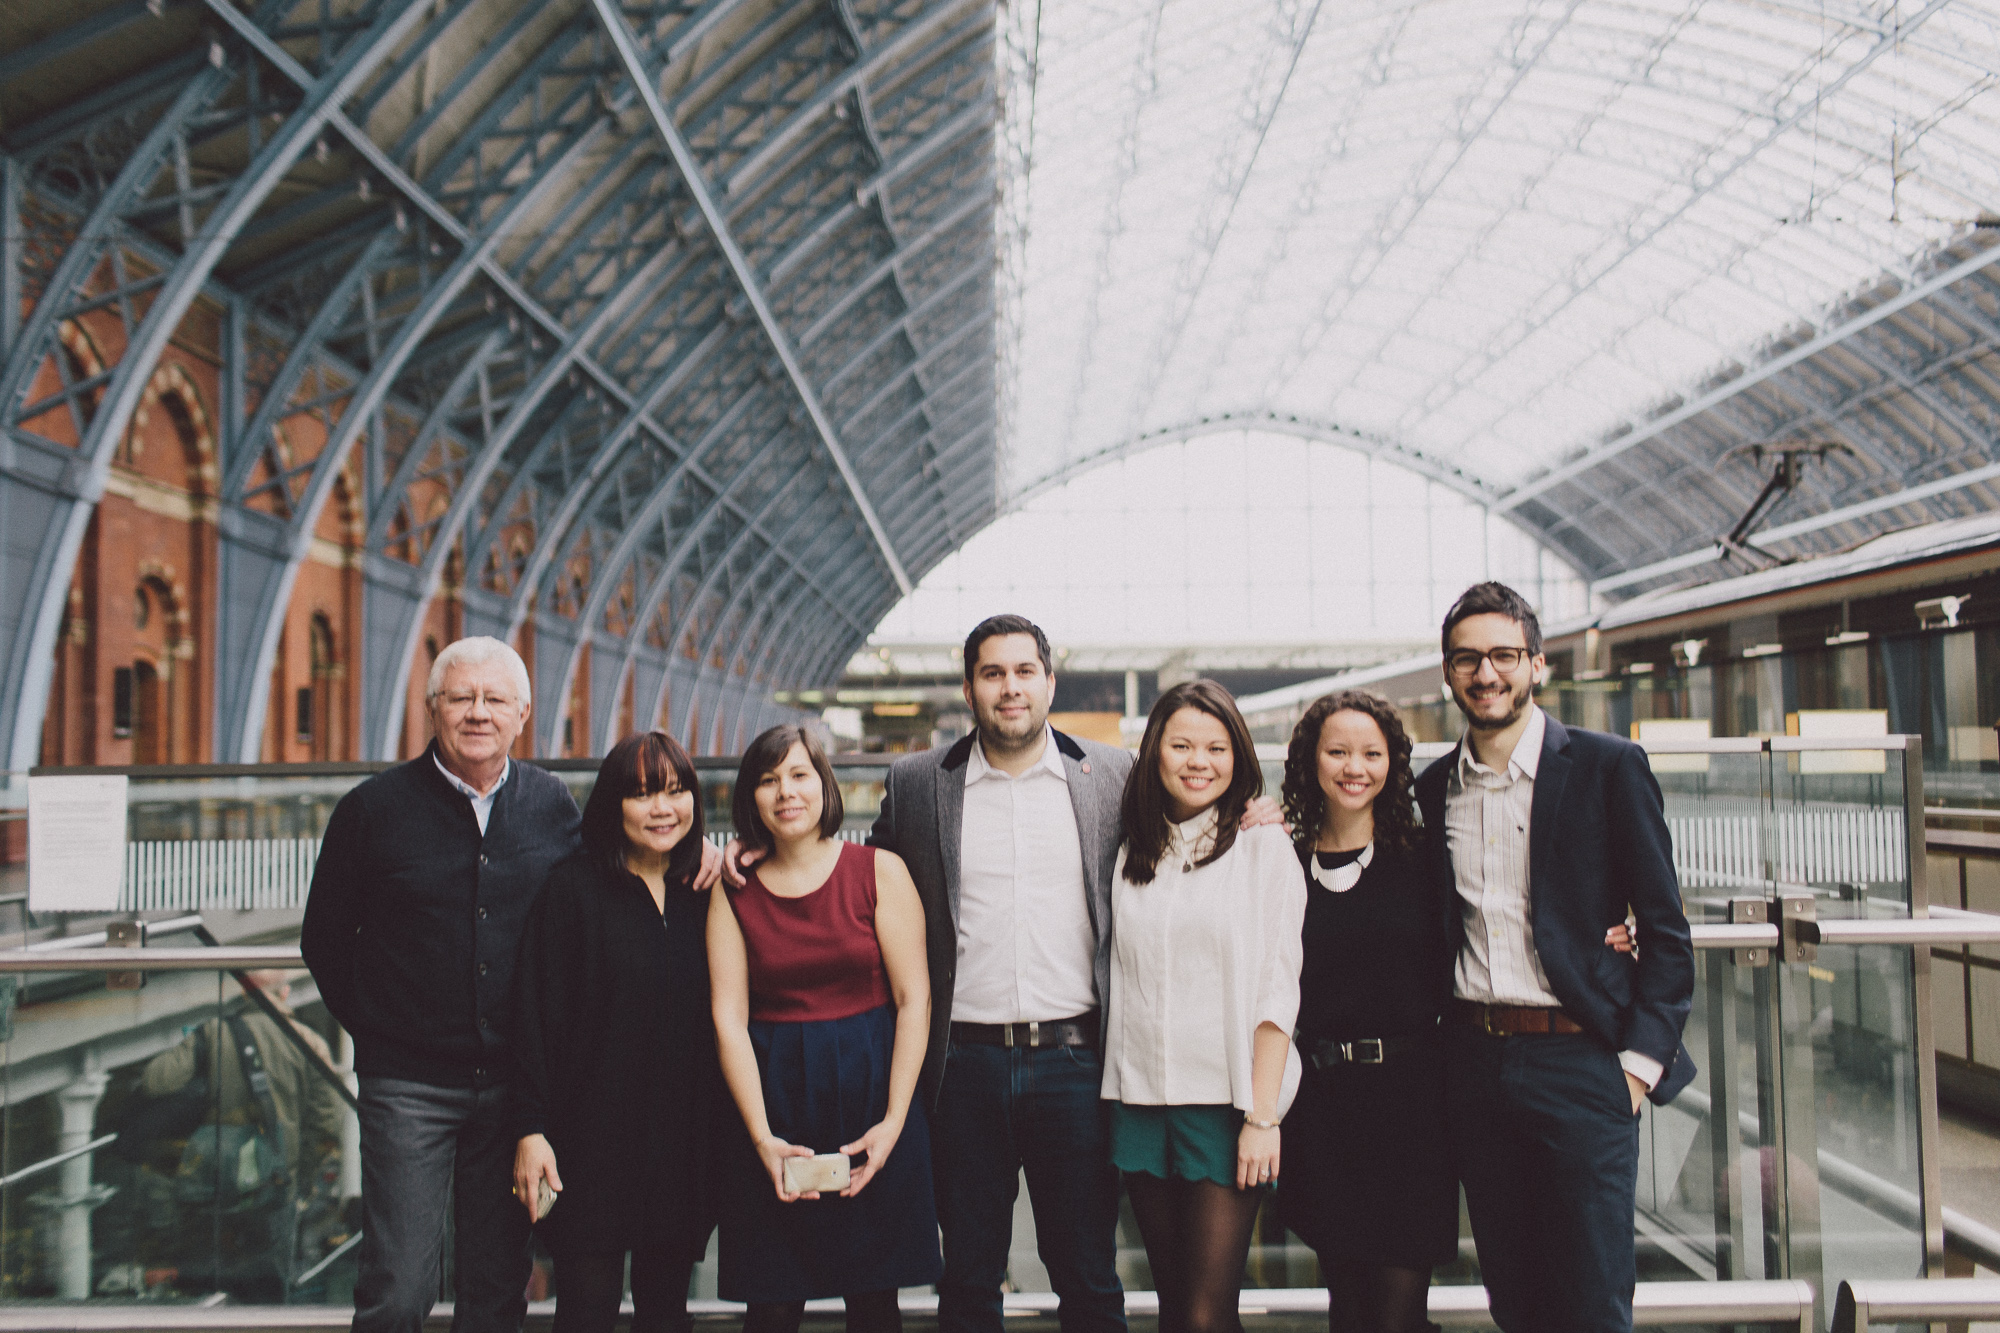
top-left (782, 1153), bottom-right (851, 1194)
top-left (535, 1177), bottom-right (557, 1221)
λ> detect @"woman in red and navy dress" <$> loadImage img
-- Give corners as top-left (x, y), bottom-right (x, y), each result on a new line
top-left (709, 724), bottom-right (941, 1333)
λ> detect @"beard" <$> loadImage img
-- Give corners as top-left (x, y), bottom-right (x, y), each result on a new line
top-left (1455, 675), bottom-right (1534, 732)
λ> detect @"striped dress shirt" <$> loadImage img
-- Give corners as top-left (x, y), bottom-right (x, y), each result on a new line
top-left (1447, 706), bottom-right (1662, 1090)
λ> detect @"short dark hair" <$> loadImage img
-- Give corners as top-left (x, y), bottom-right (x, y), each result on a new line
top-left (1119, 679), bottom-right (1262, 886)
top-left (1281, 691), bottom-right (1419, 859)
top-left (733, 724), bottom-right (844, 854)
top-left (1441, 581), bottom-right (1543, 657)
top-left (963, 614), bottom-right (1053, 682)
top-left (579, 731), bottom-right (705, 885)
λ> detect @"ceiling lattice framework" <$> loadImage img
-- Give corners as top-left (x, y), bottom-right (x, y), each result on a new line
top-left (0, 0), bottom-right (999, 763)
top-left (1009, 0), bottom-right (2000, 596)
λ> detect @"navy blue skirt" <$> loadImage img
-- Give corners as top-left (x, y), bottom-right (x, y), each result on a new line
top-left (718, 1003), bottom-right (942, 1303)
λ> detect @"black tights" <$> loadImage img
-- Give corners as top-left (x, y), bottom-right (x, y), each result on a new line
top-left (741, 1289), bottom-right (901, 1333)
top-left (1322, 1260), bottom-right (1434, 1333)
top-left (552, 1247), bottom-right (694, 1333)
top-left (1123, 1173), bottom-right (1265, 1333)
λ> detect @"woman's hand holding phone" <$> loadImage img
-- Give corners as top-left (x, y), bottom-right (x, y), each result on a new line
top-left (757, 1134), bottom-right (818, 1201)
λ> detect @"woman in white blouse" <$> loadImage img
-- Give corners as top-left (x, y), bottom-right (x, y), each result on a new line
top-left (1102, 679), bottom-right (1307, 1333)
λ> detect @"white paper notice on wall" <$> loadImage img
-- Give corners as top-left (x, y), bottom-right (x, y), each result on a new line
top-left (28, 775), bottom-right (128, 912)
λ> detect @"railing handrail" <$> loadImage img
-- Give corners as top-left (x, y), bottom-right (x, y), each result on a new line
top-left (19, 913), bottom-right (2000, 970)
top-left (0, 947), bottom-right (305, 972)
top-left (1833, 1277), bottom-right (2000, 1332)
top-left (0, 1282), bottom-right (1819, 1330)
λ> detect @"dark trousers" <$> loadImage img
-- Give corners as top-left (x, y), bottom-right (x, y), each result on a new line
top-left (1446, 1027), bottom-right (1641, 1333)
top-left (354, 1077), bottom-right (533, 1333)
top-left (932, 1041), bottom-right (1126, 1333)
top-left (552, 1247), bottom-right (693, 1333)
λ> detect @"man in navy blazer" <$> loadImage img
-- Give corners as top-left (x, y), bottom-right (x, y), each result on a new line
top-left (1415, 582), bottom-right (1694, 1333)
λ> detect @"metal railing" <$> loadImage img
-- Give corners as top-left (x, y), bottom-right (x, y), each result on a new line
top-left (1833, 1277), bottom-right (2000, 1331)
top-left (0, 1283), bottom-right (1824, 1331)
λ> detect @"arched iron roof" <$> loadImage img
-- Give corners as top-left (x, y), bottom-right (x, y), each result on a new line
top-left (0, 0), bottom-right (999, 763)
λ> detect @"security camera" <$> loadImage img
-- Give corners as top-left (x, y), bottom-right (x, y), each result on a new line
top-left (1916, 595), bottom-right (1969, 629)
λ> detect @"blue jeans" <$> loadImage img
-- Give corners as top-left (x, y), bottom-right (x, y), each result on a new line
top-left (1447, 1028), bottom-right (1642, 1333)
top-left (932, 1040), bottom-right (1126, 1333)
top-left (353, 1077), bottom-right (532, 1333)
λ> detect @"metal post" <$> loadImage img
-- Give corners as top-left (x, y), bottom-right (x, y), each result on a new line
top-left (1905, 736), bottom-right (1946, 1278)
top-left (1705, 950), bottom-right (1746, 1279)
top-left (1, 154), bottom-right (20, 363)
top-left (336, 1028), bottom-right (361, 1204)
top-left (52, 1065), bottom-right (110, 1299)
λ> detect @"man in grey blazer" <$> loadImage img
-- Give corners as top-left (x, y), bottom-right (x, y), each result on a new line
top-left (867, 614), bottom-right (1131, 1333)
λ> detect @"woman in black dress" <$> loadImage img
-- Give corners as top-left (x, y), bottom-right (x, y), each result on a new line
top-left (1275, 691), bottom-right (1451, 1333)
top-left (1277, 693), bottom-right (1636, 1331)
top-left (511, 731), bottom-right (720, 1333)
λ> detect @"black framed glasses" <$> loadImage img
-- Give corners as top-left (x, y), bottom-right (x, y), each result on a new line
top-left (1445, 647), bottom-right (1530, 678)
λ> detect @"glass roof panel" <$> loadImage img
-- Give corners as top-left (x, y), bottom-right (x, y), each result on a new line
top-left (1002, 0), bottom-right (2000, 500)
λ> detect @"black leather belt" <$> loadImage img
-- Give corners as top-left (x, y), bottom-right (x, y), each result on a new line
top-left (951, 1015), bottom-right (1097, 1049)
top-left (1305, 1034), bottom-right (1434, 1070)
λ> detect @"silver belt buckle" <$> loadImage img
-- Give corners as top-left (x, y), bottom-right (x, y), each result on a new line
top-left (1001, 1023), bottom-right (1013, 1048)
top-left (1352, 1038), bottom-right (1384, 1064)
top-left (1028, 1021), bottom-right (1040, 1048)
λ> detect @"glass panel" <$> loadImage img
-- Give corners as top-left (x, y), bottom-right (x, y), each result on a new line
top-left (0, 964), bottom-right (358, 1306)
top-left (1768, 740), bottom-right (1927, 1308)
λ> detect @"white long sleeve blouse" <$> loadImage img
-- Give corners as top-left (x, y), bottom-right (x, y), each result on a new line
top-left (1101, 814), bottom-right (1307, 1116)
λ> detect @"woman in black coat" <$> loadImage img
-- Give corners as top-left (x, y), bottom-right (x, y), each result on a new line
top-left (512, 731), bottom-right (720, 1333)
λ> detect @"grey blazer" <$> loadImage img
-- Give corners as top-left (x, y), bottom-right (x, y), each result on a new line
top-left (868, 728), bottom-right (1134, 1104)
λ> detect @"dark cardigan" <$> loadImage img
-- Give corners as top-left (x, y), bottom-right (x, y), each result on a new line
top-left (301, 745), bottom-right (580, 1086)
top-left (510, 850), bottom-right (720, 1257)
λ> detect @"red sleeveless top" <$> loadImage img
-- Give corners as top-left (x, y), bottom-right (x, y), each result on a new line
top-left (729, 840), bottom-right (892, 1023)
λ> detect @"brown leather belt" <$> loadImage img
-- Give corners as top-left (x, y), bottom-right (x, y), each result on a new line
top-left (951, 1015), bottom-right (1097, 1049)
top-left (1451, 999), bottom-right (1586, 1037)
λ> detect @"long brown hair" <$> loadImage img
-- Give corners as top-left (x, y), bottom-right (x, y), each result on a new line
top-left (1120, 679), bottom-right (1261, 885)
top-left (1280, 690), bottom-right (1418, 858)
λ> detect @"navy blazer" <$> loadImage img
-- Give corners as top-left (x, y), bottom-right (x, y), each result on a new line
top-left (1415, 713), bottom-right (1697, 1104)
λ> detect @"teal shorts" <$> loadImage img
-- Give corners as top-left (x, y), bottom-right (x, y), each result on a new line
top-left (1108, 1102), bottom-right (1247, 1188)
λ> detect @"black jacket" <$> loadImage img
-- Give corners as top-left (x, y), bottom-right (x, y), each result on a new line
top-left (301, 745), bottom-right (581, 1085)
top-left (510, 851), bottom-right (719, 1257)
top-left (1415, 714), bottom-right (1697, 1104)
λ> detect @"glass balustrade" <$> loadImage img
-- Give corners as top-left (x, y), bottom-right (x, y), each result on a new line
top-left (0, 738), bottom-right (1963, 1328)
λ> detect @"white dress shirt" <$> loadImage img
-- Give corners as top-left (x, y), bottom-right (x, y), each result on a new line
top-left (1447, 706), bottom-right (1662, 1090)
top-left (953, 728), bottom-right (1098, 1024)
top-left (1102, 815), bottom-right (1305, 1115)
top-left (435, 753), bottom-right (510, 835)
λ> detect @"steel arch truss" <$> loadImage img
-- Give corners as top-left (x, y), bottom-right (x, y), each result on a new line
top-left (1494, 232), bottom-right (2000, 595)
top-left (2, 0), bottom-right (1000, 761)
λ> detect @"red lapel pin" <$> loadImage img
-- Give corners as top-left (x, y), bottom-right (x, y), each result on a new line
top-left (1081, 761), bottom-right (1091, 774)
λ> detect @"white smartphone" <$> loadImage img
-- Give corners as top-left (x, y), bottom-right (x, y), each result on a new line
top-left (781, 1153), bottom-right (851, 1194)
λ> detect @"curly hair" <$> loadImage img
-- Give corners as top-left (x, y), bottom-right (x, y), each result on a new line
top-left (1281, 690), bottom-right (1419, 859)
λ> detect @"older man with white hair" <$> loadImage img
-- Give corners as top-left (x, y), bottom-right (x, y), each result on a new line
top-left (303, 637), bottom-right (580, 1333)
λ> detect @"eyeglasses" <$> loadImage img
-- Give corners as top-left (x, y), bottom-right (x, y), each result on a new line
top-left (1444, 647), bottom-right (1531, 678)
top-left (435, 690), bottom-right (519, 713)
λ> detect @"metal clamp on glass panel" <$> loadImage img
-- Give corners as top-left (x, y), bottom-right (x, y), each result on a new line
top-left (104, 919), bottom-right (141, 991)
top-left (1778, 893), bottom-right (1817, 964)
top-left (1731, 898), bottom-right (1771, 967)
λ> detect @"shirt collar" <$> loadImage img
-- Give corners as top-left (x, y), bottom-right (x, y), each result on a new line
top-left (1165, 806), bottom-right (1220, 860)
top-left (434, 751), bottom-right (511, 801)
top-left (966, 727), bottom-right (1069, 785)
top-left (1457, 705), bottom-right (1546, 783)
